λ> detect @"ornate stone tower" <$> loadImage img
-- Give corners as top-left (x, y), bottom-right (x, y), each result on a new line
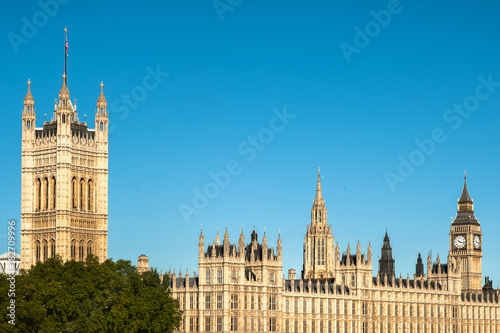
top-left (302, 169), bottom-right (335, 279)
top-left (20, 29), bottom-right (108, 269)
top-left (449, 174), bottom-right (482, 292)
top-left (378, 230), bottom-right (395, 278)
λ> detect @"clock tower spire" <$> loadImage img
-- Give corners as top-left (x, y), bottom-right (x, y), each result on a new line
top-left (449, 172), bottom-right (482, 292)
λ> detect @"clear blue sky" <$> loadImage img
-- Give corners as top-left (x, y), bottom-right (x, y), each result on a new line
top-left (1, 0), bottom-right (500, 285)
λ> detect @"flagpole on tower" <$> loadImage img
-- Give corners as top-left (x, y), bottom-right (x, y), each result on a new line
top-left (64, 27), bottom-right (68, 86)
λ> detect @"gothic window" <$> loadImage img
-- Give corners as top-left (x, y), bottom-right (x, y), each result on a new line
top-left (231, 317), bottom-right (237, 332)
top-left (50, 177), bottom-right (56, 209)
top-left (79, 240), bottom-right (85, 261)
top-left (232, 269), bottom-right (236, 280)
top-left (80, 179), bottom-right (86, 210)
top-left (42, 240), bottom-right (48, 261)
top-left (318, 211), bottom-right (322, 223)
top-left (36, 178), bottom-right (41, 211)
top-left (72, 177), bottom-right (78, 209)
top-left (87, 180), bottom-right (93, 212)
top-left (317, 238), bottom-right (325, 265)
top-left (43, 178), bottom-right (48, 210)
top-left (206, 269), bottom-right (211, 284)
top-left (231, 294), bottom-right (238, 309)
top-left (269, 295), bottom-right (276, 311)
top-left (217, 293), bottom-right (223, 309)
top-left (205, 295), bottom-right (211, 310)
top-left (217, 268), bottom-right (223, 284)
top-left (351, 274), bottom-right (356, 288)
top-left (50, 239), bottom-right (56, 258)
top-left (35, 240), bottom-right (41, 262)
top-left (270, 272), bottom-right (275, 283)
top-left (87, 240), bottom-right (93, 256)
top-left (204, 317), bottom-right (210, 332)
top-left (71, 239), bottom-right (76, 260)
top-left (27, 120), bottom-right (31, 129)
top-left (216, 317), bottom-right (223, 332)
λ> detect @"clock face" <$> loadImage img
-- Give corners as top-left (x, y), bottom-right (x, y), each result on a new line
top-left (474, 235), bottom-right (481, 249)
top-left (454, 235), bottom-right (466, 249)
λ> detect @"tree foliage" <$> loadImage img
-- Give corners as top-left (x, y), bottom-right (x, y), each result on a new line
top-left (0, 256), bottom-right (181, 333)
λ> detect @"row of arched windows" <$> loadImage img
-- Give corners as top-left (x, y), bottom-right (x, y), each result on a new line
top-left (71, 177), bottom-right (95, 211)
top-left (35, 239), bottom-right (94, 262)
top-left (35, 239), bottom-right (56, 262)
top-left (35, 177), bottom-right (56, 211)
top-left (70, 239), bottom-right (93, 261)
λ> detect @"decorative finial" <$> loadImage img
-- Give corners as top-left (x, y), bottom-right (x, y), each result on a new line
top-left (44, 113), bottom-right (46, 122)
top-left (64, 27), bottom-right (67, 33)
top-left (27, 79), bottom-right (31, 87)
top-left (84, 114), bottom-right (87, 122)
top-left (464, 169), bottom-right (467, 178)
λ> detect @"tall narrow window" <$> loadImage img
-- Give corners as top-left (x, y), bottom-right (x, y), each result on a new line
top-left (35, 240), bottom-right (41, 262)
top-left (50, 239), bottom-right (56, 258)
top-left (51, 177), bottom-right (56, 209)
top-left (71, 239), bottom-right (76, 260)
top-left (318, 211), bottom-right (321, 223)
top-left (43, 178), bottom-right (48, 210)
top-left (87, 240), bottom-right (93, 256)
top-left (36, 179), bottom-right (41, 211)
top-left (42, 240), bottom-right (48, 261)
top-left (80, 179), bottom-right (85, 210)
top-left (217, 268), bottom-right (223, 284)
top-left (79, 240), bottom-right (84, 261)
top-left (206, 269), bottom-right (211, 284)
top-left (87, 180), bottom-right (93, 212)
top-left (72, 178), bottom-right (78, 209)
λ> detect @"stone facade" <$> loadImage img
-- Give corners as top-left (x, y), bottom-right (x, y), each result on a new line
top-left (169, 171), bottom-right (500, 332)
top-left (20, 56), bottom-right (109, 269)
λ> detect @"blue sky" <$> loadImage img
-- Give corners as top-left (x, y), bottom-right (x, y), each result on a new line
top-left (1, 0), bottom-right (500, 284)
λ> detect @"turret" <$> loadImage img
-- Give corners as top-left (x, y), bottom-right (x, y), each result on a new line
top-left (262, 231), bottom-right (268, 261)
top-left (415, 252), bottom-right (424, 278)
top-left (199, 227), bottom-right (205, 259)
top-left (277, 232), bottom-right (282, 259)
top-left (378, 230), bottom-right (395, 278)
top-left (238, 228), bottom-right (245, 258)
top-left (22, 80), bottom-right (36, 142)
top-left (367, 242), bottom-right (372, 262)
top-left (95, 82), bottom-right (108, 143)
top-left (223, 227), bottom-right (230, 257)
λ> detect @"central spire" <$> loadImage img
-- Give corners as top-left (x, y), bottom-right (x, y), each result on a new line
top-left (313, 167), bottom-right (325, 207)
top-left (458, 172), bottom-right (474, 212)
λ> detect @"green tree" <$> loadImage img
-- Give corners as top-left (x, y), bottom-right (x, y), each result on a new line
top-left (0, 256), bottom-right (181, 333)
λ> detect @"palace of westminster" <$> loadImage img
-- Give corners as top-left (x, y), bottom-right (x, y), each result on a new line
top-left (18, 32), bottom-right (500, 332)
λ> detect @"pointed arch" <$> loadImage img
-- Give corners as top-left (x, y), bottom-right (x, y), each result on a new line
top-left (50, 176), bottom-right (56, 209)
top-left (50, 238), bottom-right (56, 258)
top-left (72, 177), bottom-right (78, 209)
top-left (80, 178), bottom-right (86, 210)
top-left (35, 178), bottom-right (41, 211)
top-left (42, 239), bottom-right (48, 261)
top-left (35, 240), bottom-right (41, 262)
top-left (87, 240), bottom-right (93, 257)
top-left (71, 239), bottom-right (76, 260)
top-left (87, 179), bottom-right (94, 212)
top-left (79, 239), bottom-right (85, 261)
top-left (43, 177), bottom-right (48, 210)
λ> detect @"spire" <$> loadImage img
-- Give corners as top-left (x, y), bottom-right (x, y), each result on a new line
top-left (378, 230), bottom-right (395, 278)
top-left (24, 79), bottom-right (34, 103)
top-left (64, 27), bottom-right (68, 86)
top-left (458, 172), bottom-right (474, 212)
top-left (224, 226), bottom-right (229, 242)
top-left (97, 82), bottom-right (107, 105)
top-left (214, 230), bottom-right (220, 246)
top-left (316, 167), bottom-right (323, 200)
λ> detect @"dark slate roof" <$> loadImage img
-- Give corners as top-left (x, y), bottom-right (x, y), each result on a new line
top-left (205, 244), bottom-right (237, 258)
top-left (172, 277), bottom-right (199, 288)
top-left (452, 211), bottom-right (480, 226)
top-left (431, 263), bottom-right (448, 274)
top-left (340, 254), bottom-right (364, 266)
top-left (459, 178), bottom-right (473, 204)
top-left (284, 279), bottom-right (344, 294)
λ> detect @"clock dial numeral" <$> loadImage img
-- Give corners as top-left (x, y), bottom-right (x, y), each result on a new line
top-left (474, 235), bottom-right (481, 249)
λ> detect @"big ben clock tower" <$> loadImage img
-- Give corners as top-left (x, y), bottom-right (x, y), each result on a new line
top-left (449, 173), bottom-right (482, 292)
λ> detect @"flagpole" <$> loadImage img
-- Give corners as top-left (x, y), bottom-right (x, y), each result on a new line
top-left (64, 27), bottom-right (68, 86)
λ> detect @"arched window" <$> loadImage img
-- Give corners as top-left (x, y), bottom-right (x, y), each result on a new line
top-left (42, 240), bottom-right (48, 261)
top-left (80, 179), bottom-right (86, 210)
top-left (79, 240), bottom-right (85, 261)
top-left (35, 240), bottom-right (41, 262)
top-left (71, 239), bottom-right (76, 260)
top-left (62, 114), bottom-right (65, 123)
top-left (87, 180), bottom-right (93, 212)
top-left (72, 177), bottom-right (78, 209)
top-left (27, 120), bottom-right (31, 129)
top-left (42, 177), bottom-right (48, 210)
top-left (87, 240), bottom-right (93, 256)
top-left (206, 269), bottom-right (211, 284)
top-left (51, 177), bottom-right (56, 209)
top-left (35, 178), bottom-right (41, 211)
top-left (50, 239), bottom-right (56, 258)
top-left (217, 269), bottom-right (223, 284)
